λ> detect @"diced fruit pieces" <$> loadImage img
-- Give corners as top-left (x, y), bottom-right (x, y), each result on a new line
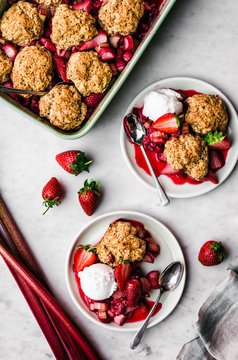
top-left (77, 30), bottom-right (107, 51)
top-left (84, 92), bottom-right (104, 107)
top-left (113, 314), bottom-right (126, 326)
top-left (153, 113), bottom-right (180, 134)
top-left (140, 277), bottom-right (151, 293)
top-left (99, 48), bottom-right (115, 61)
top-left (125, 279), bottom-right (141, 307)
top-left (123, 51), bottom-right (133, 62)
top-left (2, 44), bottom-right (18, 61)
top-left (209, 150), bottom-right (225, 170)
top-left (53, 55), bottom-right (68, 82)
top-left (73, 244), bottom-right (96, 272)
top-left (146, 238), bottom-right (160, 253)
top-left (40, 37), bottom-right (57, 52)
top-left (160, 163), bottom-right (182, 176)
top-left (205, 169), bottom-right (218, 184)
top-left (94, 303), bottom-right (108, 311)
top-left (109, 35), bottom-right (121, 48)
top-left (143, 252), bottom-right (155, 263)
top-left (147, 270), bottom-right (160, 289)
top-left (115, 59), bottom-right (126, 72)
top-left (115, 263), bottom-right (132, 291)
top-left (72, 0), bottom-right (91, 12)
top-left (122, 35), bottom-right (134, 51)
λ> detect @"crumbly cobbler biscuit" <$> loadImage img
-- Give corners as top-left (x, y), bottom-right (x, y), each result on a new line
top-left (0, 49), bottom-right (12, 84)
top-left (12, 46), bottom-right (53, 98)
top-left (67, 51), bottom-right (112, 96)
top-left (0, 1), bottom-right (44, 46)
top-left (164, 133), bottom-right (209, 180)
top-left (39, 84), bottom-right (87, 130)
top-left (97, 221), bottom-right (146, 267)
top-left (51, 4), bottom-right (98, 50)
top-left (35, 0), bottom-right (62, 7)
top-left (98, 0), bottom-right (144, 36)
top-left (185, 94), bottom-right (228, 135)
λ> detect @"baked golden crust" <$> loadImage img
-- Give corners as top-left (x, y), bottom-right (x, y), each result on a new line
top-left (35, 0), bottom-right (62, 7)
top-left (51, 4), bottom-right (98, 50)
top-left (98, 0), bottom-right (144, 36)
top-left (0, 1), bottom-right (44, 46)
top-left (67, 51), bottom-right (112, 96)
top-left (96, 221), bottom-right (146, 267)
top-left (0, 49), bottom-right (12, 84)
top-left (39, 84), bottom-right (87, 130)
top-left (185, 94), bottom-right (228, 135)
top-left (164, 133), bottom-right (209, 180)
top-left (12, 46), bottom-right (53, 98)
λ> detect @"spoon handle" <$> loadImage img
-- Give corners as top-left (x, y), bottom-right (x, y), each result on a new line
top-left (140, 145), bottom-right (170, 206)
top-left (130, 288), bottom-right (165, 349)
top-left (0, 85), bottom-right (47, 96)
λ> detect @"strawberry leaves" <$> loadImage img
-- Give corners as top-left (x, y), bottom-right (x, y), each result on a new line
top-left (204, 131), bottom-right (225, 145)
top-left (69, 152), bottom-right (92, 175)
top-left (42, 197), bottom-right (60, 215)
top-left (78, 179), bottom-right (101, 198)
top-left (76, 244), bottom-right (97, 254)
top-left (209, 242), bottom-right (227, 261)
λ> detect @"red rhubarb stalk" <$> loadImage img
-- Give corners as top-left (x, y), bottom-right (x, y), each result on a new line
top-left (0, 235), bottom-right (101, 360)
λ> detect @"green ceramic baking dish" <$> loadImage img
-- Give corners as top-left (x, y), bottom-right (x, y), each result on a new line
top-left (0, 0), bottom-right (176, 139)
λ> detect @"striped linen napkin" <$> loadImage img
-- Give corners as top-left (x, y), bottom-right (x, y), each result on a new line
top-left (177, 257), bottom-right (238, 360)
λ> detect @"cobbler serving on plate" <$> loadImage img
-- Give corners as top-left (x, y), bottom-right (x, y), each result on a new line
top-left (126, 89), bottom-right (231, 185)
top-left (0, 0), bottom-right (165, 131)
top-left (73, 219), bottom-right (162, 326)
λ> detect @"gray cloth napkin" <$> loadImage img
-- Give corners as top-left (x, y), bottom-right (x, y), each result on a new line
top-left (177, 257), bottom-right (238, 360)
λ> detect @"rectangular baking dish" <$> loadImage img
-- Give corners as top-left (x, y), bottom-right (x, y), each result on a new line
top-left (0, 0), bottom-right (176, 139)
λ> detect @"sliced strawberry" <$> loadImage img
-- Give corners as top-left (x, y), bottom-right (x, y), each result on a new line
top-left (73, 244), bottom-right (96, 272)
top-left (84, 92), bottom-right (104, 107)
top-left (147, 270), bottom-right (160, 289)
top-left (204, 131), bottom-right (231, 150)
top-left (156, 151), bottom-right (167, 163)
top-left (72, 0), bottom-right (91, 12)
top-left (160, 163), bottom-right (183, 176)
top-left (146, 238), bottom-right (160, 253)
top-left (143, 252), bottom-right (155, 263)
top-left (77, 30), bottom-right (107, 51)
top-left (140, 277), bottom-right (151, 293)
top-left (152, 113), bottom-right (180, 134)
top-left (205, 169), bottom-right (218, 184)
top-left (209, 150), bottom-right (225, 170)
top-left (115, 263), bottom-right (132, 291)
top-left (125, 279), bottom-right (141, 307)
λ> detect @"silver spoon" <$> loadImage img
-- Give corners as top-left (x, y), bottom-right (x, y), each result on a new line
top-left (130, 261), bottom-right (184, 350)
top-left (124, 113), bottom-right (170, 207)
top-left (0, 81), bottom-right (73, 96)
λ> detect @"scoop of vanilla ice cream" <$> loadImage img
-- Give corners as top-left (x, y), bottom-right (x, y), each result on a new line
top-left (79, 263), bottom-right (117, 300)
top-left (142, 88), bottom-right (183, 121)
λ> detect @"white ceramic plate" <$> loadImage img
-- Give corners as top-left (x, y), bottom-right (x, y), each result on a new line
top-left (120, 77), bottom-right (238, 198)
top-left (65, 210), bottom-right (186, 332)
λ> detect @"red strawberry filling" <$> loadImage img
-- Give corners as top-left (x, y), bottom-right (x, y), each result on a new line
top-left (2, 0), bottom-right (167, 131)
top-left (73, 218), bottom-right (162, 326)
top-left (132, 89), bottom-right (230, 186)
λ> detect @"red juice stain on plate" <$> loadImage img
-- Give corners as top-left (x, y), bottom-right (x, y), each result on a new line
top-left (126, 300), bottom-right (162, 323)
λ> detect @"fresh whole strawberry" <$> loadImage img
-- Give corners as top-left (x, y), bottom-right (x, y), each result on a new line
top-left (42, 177), bottom-right (63, 215)
top-left (204, 131), bottom-right (231, 150)
top-left (198, 241), bottom-right (227, 266)
top-left (56, 151), bottom-right (92, 175)
top-left (115, 262), bottom-right (132, 291)
top-left (74, 244), bottom-right (97, 272)
top-left (78, 179), bottom-right (101, 216)
top-left (125, 279), bottom-right (141, 307)
top-left (152, 113), bottom-right (180, 134)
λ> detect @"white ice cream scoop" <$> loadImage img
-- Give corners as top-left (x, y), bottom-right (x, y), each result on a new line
top-left (79, 263), bottom-right (117, 301)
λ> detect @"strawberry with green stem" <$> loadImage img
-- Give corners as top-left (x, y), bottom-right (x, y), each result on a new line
top-left (56, 151), bottom-right (92, 175)
top-left (78, 179), bottom-right (101, 216)
top-left (74, 244), bottom-right (97, 272)
top-left (152, 113), bottom-right (180, 134)
top-left (198, 241), bottom-right (227, 266)
top-left (42, 177), bottom-right (63, 215)
top-left (204, 131), bottom-right (230, 150)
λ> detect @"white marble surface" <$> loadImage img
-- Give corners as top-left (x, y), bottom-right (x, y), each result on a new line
top-left (0, 0), bottom-right (238, 359)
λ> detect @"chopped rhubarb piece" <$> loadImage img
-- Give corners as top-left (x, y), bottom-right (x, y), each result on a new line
top-left (77, 30), bottom-right (107, 51)
top-left (2, 44), bottom-right (18, 61)
top-left (99, 48), bottom-right (115, 61)
top-left (107, 310), bottom-right (115, 318)
top-left (147, 270), bottom-right (160, 289)
top-left (132, 39), bottom-right (140, 52)
top-left (109, 35), bottom-right (121, 48)
top-left (123, 51), bottom-right (133, 62)
top-left (150, 131), bottom-right (167, 144)
top-left (122, 35), bottom-right (134, 51)
top-left (84, 92), bottom-right (104, 107)
top-left (117, 48), bottom-right (123, 58)
top-left (31, 96), bottom-right (40, 114)
top-left (181, 122), bottom-right (190, 134)
top-left (98, 311), bottom-right (107, 319)
top-left (109, 63), bottom-right (117, 76)
top-left (94, 303), bottom-right (109, 311)
top-left (72, 0), bottom-right (91, 12)
top-left (143, 252), bottom-right (154, 263)
top-left (39, 8), bottom-right (49, 17)
top-left (115, 59), bottom-right (126, 72)
top-left (95, 42), bottom-right (109, 52)
top-left (53, 55), bottom-right (68, 82)
top-left (209, 150), bottom-right (225, 170)
top-left (160, 163), bottom-right (183, 176)
top-left (140, 277), bottom-right (151, 293)
top-left (156, 151), bottom-right (167, 163)
top-left (57, 49), bottom-right (71, 59)
top-left (89, 303), bottom-right (95, 311)
top-left (113, 314), bottom-right (126, 326)
top-left (40, 37), bottom-right (57, 52)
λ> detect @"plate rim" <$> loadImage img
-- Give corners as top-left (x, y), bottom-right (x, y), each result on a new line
top-left (120, 76), bottom-right (238, 198)
top-left (65, 210), bottom-right (186, 332)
